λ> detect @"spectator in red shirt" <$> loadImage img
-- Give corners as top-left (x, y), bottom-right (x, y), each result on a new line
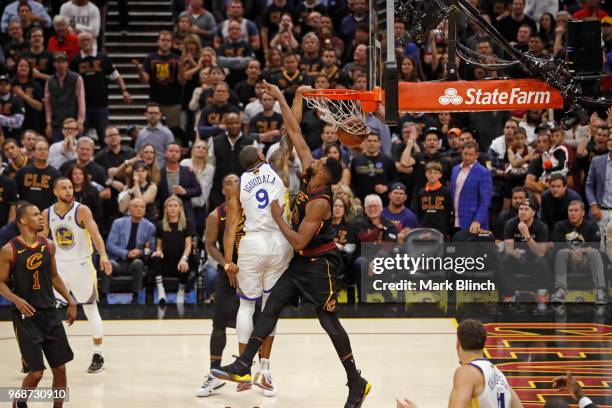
top-left (47, 15), bottom-right (80, 63)
top-left (572, 0), bottom-right (608, 20)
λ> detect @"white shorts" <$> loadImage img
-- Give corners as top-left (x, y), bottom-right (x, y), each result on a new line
top-left (237, 233), bottom-right (293, 300)
top-left (54, 257), bottom-right (97, 304)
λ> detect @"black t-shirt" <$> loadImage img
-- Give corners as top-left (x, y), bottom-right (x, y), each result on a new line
top-left (332, 221), bottom-right (355, 246)
top-left (198, 87), bottom-right (241, 109)
top-left (22, 49), bottom-right (55, 88)
top-left (94, 146), bottom-right (136, 171)
top-left (15, 163), bottom-right (61, 211)
top-left (249, 111), bottom-right (283, 154)
top-left (503, 216), bottom-right (549, 256)
top-left (411, 151), bottom-right (452, 197)
top-left (299, 55), bottom-right (322, 75)
top-left (70, 52), bottom-right (117, 108)
top-left (59, 159), bottom-right (107, 186)
top-left (10, 78), bottom-right (43, 133)
top-left (156, 220), bottom-right (195, 260)
top-left (416, 184), bottom-right (452, 237)
top-left (197, 103), bottom-right (241, 137)
top-left (234, 80), bottom-right (257, 107)
top-left (0, 174), bottom-right (18, 226)
top-left (0, 94), bottom-right (25, 139)
top-left (350, 153), bottom-right (397, 204)
top-left (143, 51), bottom-right (182, 105)
top-left (271, 69), bottom-right (308, 105)
top-left (261, 3), bottom-right (294, 39)
top-left (494, 208), bottom-right (518, 240)
top-left (495, 14), bottom-right (537, 42)
top-left (527, 157), bottom-right (543, 179)
top-left (552, 219), bottom-right (600, 249)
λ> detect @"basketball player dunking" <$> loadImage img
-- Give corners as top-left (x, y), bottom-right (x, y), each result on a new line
top-left (41, 178), bottom-right (112, 373)
top-left (212, 82), bottom-right (371, 408)
top-left (220, 134), bottom-right (295, 396)
top-left (196, 173), bottom-right (243, 397)
top-left (0, 202), bottom-right (76, 408)
top-left (396, 319), bottom-right (524, 408)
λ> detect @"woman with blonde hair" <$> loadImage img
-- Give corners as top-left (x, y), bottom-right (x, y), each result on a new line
top-left (118, 160), bottom-right (158, 221)
top-left (151, 196), bottom-right (195, 304)
top-left (334, 184), bottom-right (361, 220)
top-left (115, 144), bottom-right (161, 185)
top-left (181, 139), bottom-right (214, 237)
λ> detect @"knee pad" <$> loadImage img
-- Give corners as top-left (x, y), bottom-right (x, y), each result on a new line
top-left (82, 302), bottom-right (104, 339)
top-left (236, 299), bottom-right (256, 343)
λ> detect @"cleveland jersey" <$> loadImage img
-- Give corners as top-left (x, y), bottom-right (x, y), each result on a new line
top-left (291, 176), bottom-right (335, 253)
top-left (216, 204), bottom-right (245, 262)
top-left (48, 202), bottom-right (93, 261)
top-left (467, 359), bottom-right (512, 408)
top-left (240, 162), bottom-right (290, 234)
top-left (9, 237), bottom-right (55, 309)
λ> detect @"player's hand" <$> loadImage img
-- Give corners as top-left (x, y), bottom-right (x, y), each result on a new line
top-left (66, 302), bottom-right (77, 325)
top-left (396, 399), bottom-right (418, 408)
top-left (469, 221), bottom-right (481, 234)
top-left (261, 80), bottom-right (283, 100)
top-left (14, 297), bottom-right (36, 318)
top-left (552, 371), bottom-right (584, 401)
top-left (178, 260), bottom-right (189, 273)
top-left (270, 199), bottom-right (284, 222)
top-left (224, 263), bottom-right (239, 287)
top-left (296, 85), bottom-right (314, 96)
top-left (100, 256), bottom-right (113, 275)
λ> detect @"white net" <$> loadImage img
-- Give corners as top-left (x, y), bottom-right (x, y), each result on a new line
top-left (303, 95), bottom-right (369, 135)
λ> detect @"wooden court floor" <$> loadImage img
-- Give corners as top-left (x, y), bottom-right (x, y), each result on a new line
top-left (0, 318), bottom-right (457, 407)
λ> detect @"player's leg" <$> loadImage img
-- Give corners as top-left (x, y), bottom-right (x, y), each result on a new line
top-left (50, 365), bottom-right (67, 408)
top-left (211, 270), bottom-right (298, 383)
top-left (235, 252), bottom-right (264, 354)
top-left (82, 302), bottom-right (104, 373)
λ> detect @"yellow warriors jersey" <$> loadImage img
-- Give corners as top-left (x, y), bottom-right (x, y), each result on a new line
top-left (467, 359), bottom-right (512, 408)
top-left (48, 202), bottom-right (93, 261)
top-left (240, 162), bottom-right (290, 234)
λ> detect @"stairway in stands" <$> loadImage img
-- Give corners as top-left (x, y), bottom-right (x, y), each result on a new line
top-left (104, 0), bottom-right (174, 132)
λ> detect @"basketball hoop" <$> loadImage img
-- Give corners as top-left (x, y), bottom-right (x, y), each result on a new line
top-left (302, 88), bottom-right (381, 135)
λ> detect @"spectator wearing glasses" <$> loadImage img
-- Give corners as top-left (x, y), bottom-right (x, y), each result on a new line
top-left (22, 27), bottom-right (55, 87)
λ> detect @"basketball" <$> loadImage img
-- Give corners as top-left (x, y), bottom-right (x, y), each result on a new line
top-left (337, 118), bottom-right (368, 148)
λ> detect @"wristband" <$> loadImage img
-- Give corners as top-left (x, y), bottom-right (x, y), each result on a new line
top-left (578, 397), bottom-right (593, 408)
top-left (181, 256), bottom-right (189, 262)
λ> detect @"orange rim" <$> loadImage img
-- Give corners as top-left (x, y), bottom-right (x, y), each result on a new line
top-left (302, 87), bottom-right (380, 102)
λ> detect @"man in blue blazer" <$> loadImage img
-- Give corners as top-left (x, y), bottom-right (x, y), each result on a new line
top-left (450, 141), bottom-right (493, 234)
top-left (102, 198), bottom-right (156, 303)
top-left (585, 133), bottom-right (612, 254)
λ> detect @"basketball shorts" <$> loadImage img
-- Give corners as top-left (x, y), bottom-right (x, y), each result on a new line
top-left (54, 257), bottom-right (97, 304)
top-left (213, 266), bottom-right (240, 328)
top-left (270, 249), bottom-right (342, 312)
top-left (12, 308), bottom-right (74, 372)
top-left (236, 233), bottom-right (293, 300)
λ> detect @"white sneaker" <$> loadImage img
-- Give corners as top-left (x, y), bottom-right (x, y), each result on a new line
top-left (254, 370), bottom-right (276, 397)
top-left (196, 375), bottom-right (225, 397)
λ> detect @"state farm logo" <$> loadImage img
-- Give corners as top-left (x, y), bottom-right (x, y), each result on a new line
top-left (437, 86), bottom-right (552, 106)
top-left (438, 88), bottom-right (463, 105)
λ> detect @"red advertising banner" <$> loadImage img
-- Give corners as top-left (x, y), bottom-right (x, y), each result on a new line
top-left (397, 79), bottom-right (564, 112)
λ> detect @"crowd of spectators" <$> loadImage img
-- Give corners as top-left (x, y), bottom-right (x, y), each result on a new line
top-left (0, 0), bottom-right (611, 305)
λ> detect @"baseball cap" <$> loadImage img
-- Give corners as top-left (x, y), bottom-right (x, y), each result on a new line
top-left (520, 198), bottom-right (539, 213)
top-left (0, 75), bottom-right (10, 83)
top-left (448, 127), bottom-right (461, 137)
top-left (390, 182), bottom-right (407, 194)
top-left (603, 16), bottom-right (612, 26)
top-left (424, 127), bottom-right (442, 138)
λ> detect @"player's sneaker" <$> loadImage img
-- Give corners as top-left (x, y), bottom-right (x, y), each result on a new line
top-left (344, 374), bottom-right (371, 408)
top-left (87, 353), bottom-right (104, 373)
top-left (254, 370), bottom-right (276, 397)
top-left (195, 375), bottom-right (225, 397)
top-left (551, 287), bottom-right (566, 303)
top-left (210, 358), bottom-right (252, 384)
top-left (236, 383), bottom-right (252, 392)
top-left (596, 288), bottom-right (607, 305)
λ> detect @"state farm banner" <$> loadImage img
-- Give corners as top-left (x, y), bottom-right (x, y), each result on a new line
top-left (396, 79), bottom-right (564, 112)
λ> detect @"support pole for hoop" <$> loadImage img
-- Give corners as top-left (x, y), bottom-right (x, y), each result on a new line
top-left (447, 0), bottom-right (459, 81)
top-left (384, 0), bottom-right (399, 124)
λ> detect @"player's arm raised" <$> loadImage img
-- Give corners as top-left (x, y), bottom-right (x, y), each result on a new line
top-left (448, 365), bottom-right (479, 408)
top-left (223, 181), bottom-right (241, 278)
top-left (270, 198), bottom-right (329, 251)
top-left (78, 205), bottom-right (112, 275)
top-left (48, 241), bottom-right (76, 325)
top-left (262, 80), bottom-right (313, 169)
top-left (0, 244), bottom-right (36, 317)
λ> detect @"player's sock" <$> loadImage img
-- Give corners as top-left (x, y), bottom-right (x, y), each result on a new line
top-left (93, 342), bottom-right (103, 356)
top-left (83, 302), bottom-right (104, 354)
top-left (316, 308), bottom-right (360, 382)
top-left (259, 357), bottom-right (270, 371)
top-left (210, 326), bottom-right (226, 370)
top-left (236, 298), bottom-right (256, 344)
top-left (177, 284), bottom-right (186, 304)
top-left (155, 276), bottom-right (166, 301)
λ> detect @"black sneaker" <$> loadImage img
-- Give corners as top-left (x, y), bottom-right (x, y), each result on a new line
top-left (210, 358), bottom-right (252, 384)
top-left (88, 353), bottom-right (104, 373)
top-left (345, 375), bottom-right (371, 408)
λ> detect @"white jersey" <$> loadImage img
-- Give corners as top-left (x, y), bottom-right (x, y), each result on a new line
top-left (48, 202), bottom-right (93, 261)
top-left (240, 163), bottom-right (290, 234)
top-left (468, 359), bottom-right (512, 408)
